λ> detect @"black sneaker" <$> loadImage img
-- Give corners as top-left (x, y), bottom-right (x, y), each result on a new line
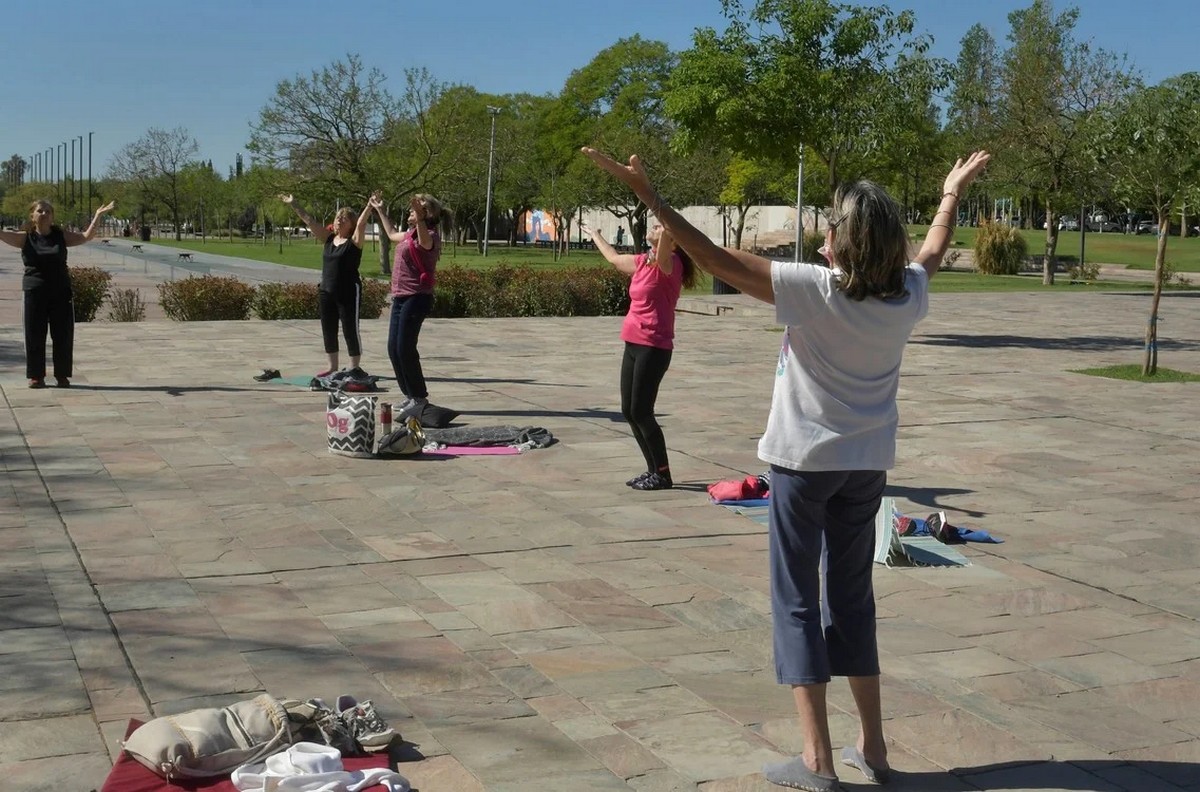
top-left (346, 366), bottom-right (368, 379)
top-left (253, 368), bottom-right (281, 382)
top-left (626, 471), bottom-right (652, 487)
top-left (631, 472), bottom-right (673, 491)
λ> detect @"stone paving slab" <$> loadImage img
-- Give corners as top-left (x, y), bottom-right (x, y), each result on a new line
top-left (2, 242), bottom-right (1200, 790)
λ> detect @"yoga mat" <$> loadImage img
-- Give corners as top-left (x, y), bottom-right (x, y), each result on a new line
top-left (423, 445), bottom-right (522, 457)
top-left (100, 720), bottom-right (391, 792)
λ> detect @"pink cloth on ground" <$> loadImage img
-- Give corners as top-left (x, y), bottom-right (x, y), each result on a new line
top-left (424, 445), bottom-right (521, 456)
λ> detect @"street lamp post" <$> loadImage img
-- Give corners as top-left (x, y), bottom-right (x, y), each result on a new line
top-left (87, 132), bottom-right (94, 217)
top-left (482, 106), bottom-right (501, 257)
top-left (794, 143), bottom-right (805, 263)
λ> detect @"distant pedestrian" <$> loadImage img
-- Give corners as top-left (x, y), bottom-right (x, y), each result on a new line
top-left (0, 198), bottom-right (117, 388)
top-left (583, 145), bottom-right (990, 791)
top-left (615, 226), bottom-right (625, 247)
top-left (279, 194), bottom-right (374, 378)
top-left (582, 219), bottom-right (696, 490)
top-left (370, 193), bottom-right (453, 420)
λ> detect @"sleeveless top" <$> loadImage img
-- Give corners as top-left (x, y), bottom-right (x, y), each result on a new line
top-left (22, 228), bottom-right (71, 293)
top-left (320, 236), bottom-right (363, 293)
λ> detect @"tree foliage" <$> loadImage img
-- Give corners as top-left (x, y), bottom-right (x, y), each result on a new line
top-left (1096, 73), bottom-right (1200, 374)
top-left (107, 127), bottom-right (199, 240)
top-left (666, 0), bottom-right (950, 202)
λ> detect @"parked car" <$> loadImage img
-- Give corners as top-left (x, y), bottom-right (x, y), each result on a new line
top-left (1136, 220), bottom-right (1157, 235)
top-left (1087, 219), bottom-right (1121, 232)
top-left (1057, 216), bottom-right (1080, 231)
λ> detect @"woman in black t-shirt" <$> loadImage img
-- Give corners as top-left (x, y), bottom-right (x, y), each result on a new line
top-left (0, 198), bottom-right (117, 388)
top-left (280, 194), bottom-right (374, 377)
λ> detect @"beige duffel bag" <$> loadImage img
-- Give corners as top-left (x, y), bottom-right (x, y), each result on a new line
top-left (122, 694), bottom-right (292, 779)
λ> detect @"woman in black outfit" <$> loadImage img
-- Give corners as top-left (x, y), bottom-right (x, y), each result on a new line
top-left (0, 198), bottom-right (117, 388)
top-left (280, 194), bottom-right (375, 377)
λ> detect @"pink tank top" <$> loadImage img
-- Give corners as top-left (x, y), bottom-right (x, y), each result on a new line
top-left (620, 253), bottom-right (683, 350)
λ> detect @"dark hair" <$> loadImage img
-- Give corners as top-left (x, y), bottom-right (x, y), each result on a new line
top-left (22, 199), bottom-right (60, 234)
top-left (414, 193), bottom-right (454, 234)
top-left (828, 180), bottom-right (910, 301)
top-left (675, 246), bottom-right (697, 290)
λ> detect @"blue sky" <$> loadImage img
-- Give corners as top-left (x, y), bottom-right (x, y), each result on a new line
top-left (4, 0), bottom-right (1194, 178)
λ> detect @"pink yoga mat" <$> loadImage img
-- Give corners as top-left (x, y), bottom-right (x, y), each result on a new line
top-left (424, 445), bottom-right (521, 456)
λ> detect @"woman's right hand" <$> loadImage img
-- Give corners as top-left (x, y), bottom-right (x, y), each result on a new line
top-left (368, 192), bottom-right (383, 210)
top-left (943, 151), bottom-right (991, 198)
top-left (278, 193), bottom-right (294, 205)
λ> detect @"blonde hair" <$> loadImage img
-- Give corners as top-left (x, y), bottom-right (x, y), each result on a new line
top-left (22, 199), bottom-right (57, 233)
top-left (333, 207), bottom-right (356, 227)
top-left (827, 181), bottom-right (910, 301)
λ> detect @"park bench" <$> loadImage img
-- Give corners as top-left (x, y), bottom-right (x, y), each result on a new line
top-left (130, 244), bottom-right (143, 252)
top-left (177, 253), bottom-right (194, 262)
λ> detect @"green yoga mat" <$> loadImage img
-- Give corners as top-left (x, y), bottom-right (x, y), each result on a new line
top-left (720, 504), bottom-right (969, 567)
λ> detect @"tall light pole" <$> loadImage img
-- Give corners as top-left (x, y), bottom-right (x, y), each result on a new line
top-left (482, 105), bottom-right (501, 257)
top-left (794, 143), bottom-right (805, 263)
top-left (87, 132), bottom-right (94, 217)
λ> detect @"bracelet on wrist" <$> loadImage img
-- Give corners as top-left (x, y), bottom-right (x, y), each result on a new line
top-left (942, 191), bottom-right (959, 201)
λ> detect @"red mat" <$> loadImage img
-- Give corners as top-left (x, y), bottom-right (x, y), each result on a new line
top-left (100, 720), bottom-right (391, 792)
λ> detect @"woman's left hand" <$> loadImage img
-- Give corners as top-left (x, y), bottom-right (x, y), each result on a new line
top-left (96, 200), bottom-right (116, 215)
top-left (409, 196), bottom-right (426, 220)
top-left (580, 148), bottom-right (656, 200)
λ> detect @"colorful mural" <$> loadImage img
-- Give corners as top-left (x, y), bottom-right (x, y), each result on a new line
top-left (521, 208), bottom-right (561, 242)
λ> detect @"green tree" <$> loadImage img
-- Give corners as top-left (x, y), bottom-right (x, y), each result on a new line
top-left (3, 155), bottom-right (27, 187)
top-left (108, 127), bottom-right (200, 240)
top-left (991, 1), bottom-right (1133, 284)
top-left (1097, 73), bottom-right (1200, 374)
top-left (666, 0), bottom-right (949, 208)
top-left (719, 155), bottom-right (792, 248)
top-left (552, 36), bottom-right (679, 250)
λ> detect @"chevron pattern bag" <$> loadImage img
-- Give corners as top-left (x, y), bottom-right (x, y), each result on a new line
top-left (326, 392), bottom-right (376, 457)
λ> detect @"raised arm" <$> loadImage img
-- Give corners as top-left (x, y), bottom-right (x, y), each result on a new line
top-left (351, 194), bottom-right (375, 248)
top-left (410, 197), bottom-right (433, 251)
top-left (370, 195), bottom-right (407, 243)
top-left (654, 226), bottom-right (675, 276)
top-left (581, 223), bottom-right (637, 276)
top-left (581, 148), bottom-right (775, 304)
top-left (0, 229), bottom-right (24, 248)
top-left (279, 194), bottom-right (330, 243)
top-left (913, 151), bottom-right (991, 279)
top-left (64, 201), bottom-right (117, 246)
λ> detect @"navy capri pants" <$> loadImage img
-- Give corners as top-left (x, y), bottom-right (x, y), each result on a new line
top-left (769, 465), bottom-right (886, 685)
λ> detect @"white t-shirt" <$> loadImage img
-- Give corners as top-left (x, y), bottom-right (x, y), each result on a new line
top-left (757, 261), bottom-right (929, 472)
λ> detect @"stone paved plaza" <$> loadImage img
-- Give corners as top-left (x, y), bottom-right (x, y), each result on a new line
top-left (1, 241), bottom-right (1199, 791)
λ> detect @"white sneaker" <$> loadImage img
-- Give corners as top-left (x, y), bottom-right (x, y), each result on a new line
top-left (400, 397), bottom-right (427, 419)
top-left (336, 695), bottom-right (396, 752)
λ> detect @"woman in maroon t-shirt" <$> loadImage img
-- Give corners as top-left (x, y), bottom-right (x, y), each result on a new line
top-left (584, 220), bottom-right (696, 490)
top-left (370, 193), bottom-right (453, 419)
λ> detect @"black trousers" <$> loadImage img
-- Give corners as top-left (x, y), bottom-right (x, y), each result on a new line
top-left (24, 288), bottom-right (74, 380)
top-left (388, 293), bottom-right (434, 399)
top-left (319, 286), bottom-right (362, 357)
top-left (620, 341), bottom-right (673, 473)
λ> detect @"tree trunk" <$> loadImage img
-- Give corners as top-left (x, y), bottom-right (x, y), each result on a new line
top-left (1181, 203), bottom-right (1188, 238)
top-left (733, 204), bottom-right (749, 249)
top-left (379, 233), bottom-right (391, 276)
top-left (1043, 200), bottom-right (1058, 286)
top-left (1143, 214), bottom-right (1169, 376)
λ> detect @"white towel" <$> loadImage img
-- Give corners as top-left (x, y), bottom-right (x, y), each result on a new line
top-left (231, 742), bottom-right (410, 792)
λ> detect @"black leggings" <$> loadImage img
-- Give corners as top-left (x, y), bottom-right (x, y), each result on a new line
top-left (24, 288), bottom-right (74, 379)
top-left (319, 286), bottom-right (361, 357)
top-left (620, 341), bottom-right (673, 474)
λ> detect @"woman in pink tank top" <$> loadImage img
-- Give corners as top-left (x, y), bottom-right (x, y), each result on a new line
top-left (584, 220), bottom-right (696, 491)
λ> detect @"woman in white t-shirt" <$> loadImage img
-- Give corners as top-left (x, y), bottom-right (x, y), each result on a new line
top-left (583, 146), bottom-right (989, 792)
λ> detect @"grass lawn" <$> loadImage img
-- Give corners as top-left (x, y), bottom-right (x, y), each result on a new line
top-left (1072, 364), bottom-right (1200, 383)
top-left (911, 225), bottom-right (1200, 272)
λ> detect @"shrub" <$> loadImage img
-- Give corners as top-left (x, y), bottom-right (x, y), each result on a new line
top-left (158, 275), bottom-right (255, 321)
top-left (361, 278), bottom-right (390, 319)
top-left (974, 220), bottom-right (1028, 275)
top-left (69, 266), bottom-right (113, 322)
top-left (801, 230), bottom-right (823, 263)
top-left (107, 288), bottom-right (147, 322)
top-left (430, 264), bottom-right (629, 319)
top-left (252, 282), bottom-right (319, 320)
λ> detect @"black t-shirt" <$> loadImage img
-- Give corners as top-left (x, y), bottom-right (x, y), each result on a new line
top-left (22, 227), bottom-right (71, 292)
top-left (320, 236), bottom-right (363, 293)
